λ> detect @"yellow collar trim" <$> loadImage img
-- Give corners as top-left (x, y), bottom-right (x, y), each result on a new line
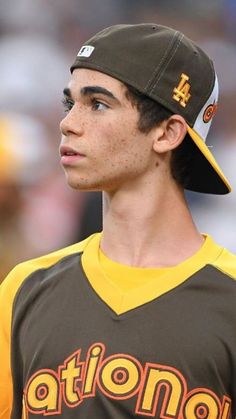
top-left (82, 233), bottom-right (223, 315)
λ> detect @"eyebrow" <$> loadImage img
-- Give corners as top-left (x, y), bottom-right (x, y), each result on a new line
top-left (63, 85), bottom-right (120, 103)
top-left (63, 87), bottom-right (72, 98)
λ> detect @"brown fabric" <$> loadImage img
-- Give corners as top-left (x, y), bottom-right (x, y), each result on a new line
top-left (10, 253), bottom-right (236, 417)
top-left (71, 24), bottom-right (213, 127)
top-left (70, 23), bottom-right (230, 195)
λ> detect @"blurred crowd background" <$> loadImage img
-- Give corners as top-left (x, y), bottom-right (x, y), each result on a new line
top-left (0, 0), bottom-right (236, 282)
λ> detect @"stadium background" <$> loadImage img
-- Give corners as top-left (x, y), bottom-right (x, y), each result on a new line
top-left (0, 0), bottom-right (236, 282)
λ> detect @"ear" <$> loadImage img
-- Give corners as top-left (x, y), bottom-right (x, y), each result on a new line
top-left (152, 115), bottom-right (187, 154)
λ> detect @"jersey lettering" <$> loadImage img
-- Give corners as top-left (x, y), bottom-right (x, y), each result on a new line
top-left (59, 349), bottom-right (83, 407)
top-left (136, 363), bottom-right (187, 417)
top-left (24, 342), bottom-right (231, 417)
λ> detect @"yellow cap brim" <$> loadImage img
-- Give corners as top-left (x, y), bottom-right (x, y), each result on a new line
top-left (185, 125), bottom-right (231, 194)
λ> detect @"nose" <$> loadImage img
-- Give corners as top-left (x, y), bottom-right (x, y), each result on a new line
top-left (60, 107), bottom-right (83, 137)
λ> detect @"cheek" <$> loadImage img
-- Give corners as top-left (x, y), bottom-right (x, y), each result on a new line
top-left (91, 122), bottom-right (125, 155)
top-left (89, 116), bottom-right (150, 172)
top-left (102, 136), bottom-right (150, 177)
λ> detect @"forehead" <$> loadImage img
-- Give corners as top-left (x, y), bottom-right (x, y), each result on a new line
top-left (69, 68), bottom-right (126, 95)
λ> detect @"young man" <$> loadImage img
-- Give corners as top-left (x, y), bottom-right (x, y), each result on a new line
top-left (1, 23), bottom-right (236, 418)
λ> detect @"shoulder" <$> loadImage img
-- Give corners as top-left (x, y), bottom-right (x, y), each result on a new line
top-left (0, 232), bottom-right (100, 419)
top-left (211, 247), bottom-right (236, 281)
top-left (0, 233), bottom-right (99, 304)
top-left (0, 233), bottom-right (100, 359)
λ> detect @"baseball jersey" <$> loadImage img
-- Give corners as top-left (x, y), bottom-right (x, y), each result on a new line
top-left (1, 232), bottom-right (236, 418)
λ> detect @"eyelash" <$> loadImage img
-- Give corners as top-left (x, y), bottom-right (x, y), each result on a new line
top-left (61, 97), bottom-right (109, 113)
top-left (91, 99), bottom-right (109, 111)
top-left (61, 97), bottom-right (74, 112)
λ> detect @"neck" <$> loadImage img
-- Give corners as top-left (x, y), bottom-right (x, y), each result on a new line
top-left (100, 179), bottom-right (203, 268)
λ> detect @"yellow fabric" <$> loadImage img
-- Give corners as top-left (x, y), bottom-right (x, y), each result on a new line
top-left (212, 248), bottom-right (236, 278)
top-left (82, 233), bottom-right (224, 315)
top-left (98, 247), bottom-right (170, 292)
top-left (1, 232), bottom-right (236, 418)
top-left (0, 235), bottom-right (93, 419)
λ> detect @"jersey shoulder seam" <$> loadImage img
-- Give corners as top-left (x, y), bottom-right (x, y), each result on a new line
top-left (0, 233), bottom-right (99, 307)
top-left (210, 248), bottom-right (236, 282)
top-left (12, 233), bottom-right (96, 276)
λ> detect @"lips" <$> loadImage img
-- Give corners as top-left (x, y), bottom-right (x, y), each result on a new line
top-left (60, 145), bottom-right (85, 165)
top-left (60, 145), bottom-right (83, 157)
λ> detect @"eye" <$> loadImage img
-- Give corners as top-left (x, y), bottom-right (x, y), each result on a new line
top-left (91, 99), bottom-right (109, 111)
top-left (61, 97), bottom-right (74, 113)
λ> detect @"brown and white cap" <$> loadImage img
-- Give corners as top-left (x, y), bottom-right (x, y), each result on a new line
top-left (71, 23), bottom-right (231, 194)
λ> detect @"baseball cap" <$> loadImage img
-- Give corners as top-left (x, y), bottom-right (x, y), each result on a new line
top-left (71, 23), bottom-right (231, 194)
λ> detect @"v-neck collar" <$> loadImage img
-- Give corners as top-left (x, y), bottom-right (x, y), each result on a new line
top-left (81, 233), bottom-right (223, 315)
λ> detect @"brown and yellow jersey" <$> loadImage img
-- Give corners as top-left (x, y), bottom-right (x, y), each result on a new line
top-left (1, 233), bottom-right (236, 418)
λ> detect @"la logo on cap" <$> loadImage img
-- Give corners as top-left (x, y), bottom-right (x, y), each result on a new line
top-left (78, 45), bottom-right (95, 58)
top-left (173, 73), bottom-right (191, 108)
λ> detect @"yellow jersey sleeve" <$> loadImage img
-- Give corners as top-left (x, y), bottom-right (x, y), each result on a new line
top-left (0, 264), bottom-right (31, 418)
top-left (0, 235), bottom-right (93, 418)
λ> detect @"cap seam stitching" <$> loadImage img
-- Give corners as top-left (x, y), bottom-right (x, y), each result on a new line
top-left (71, 60), bottom-right (186, 120)
top-left (143, 31), bottom-right (179, 92)
top-left (149, 33), bottom-right (183, 95)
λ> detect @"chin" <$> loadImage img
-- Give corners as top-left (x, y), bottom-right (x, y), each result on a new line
top-left (65, 171), bottom-right (119, 192)
top-left (66, 176), bottom-right (102, 192)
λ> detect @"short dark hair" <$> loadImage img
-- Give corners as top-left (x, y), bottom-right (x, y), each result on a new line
top-left (125, 84), bottom-right (193, 189)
